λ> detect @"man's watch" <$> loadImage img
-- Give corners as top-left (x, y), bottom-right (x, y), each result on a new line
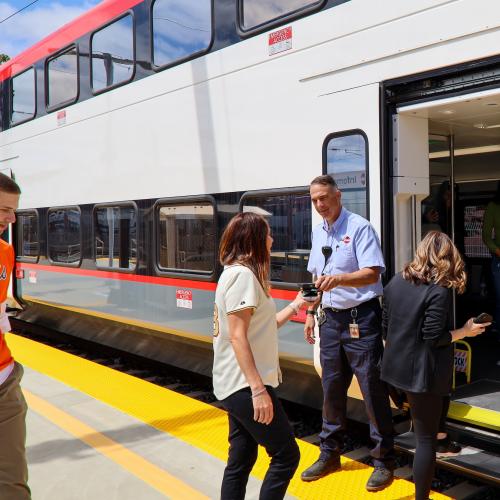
top-left (306, 310), bottom-right (316, 317)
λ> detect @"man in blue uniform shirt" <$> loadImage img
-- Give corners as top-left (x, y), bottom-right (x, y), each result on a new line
top-left (301, 175), bottom-right (394, 491)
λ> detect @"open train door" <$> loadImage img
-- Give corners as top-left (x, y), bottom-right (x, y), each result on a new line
top-left (390, 90), bottom-right (500, 486)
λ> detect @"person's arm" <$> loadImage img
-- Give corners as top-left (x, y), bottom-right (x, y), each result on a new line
top-left (315, 266), bottom-right (380, 291)
top-left (422, 286), bottom-right (488, 347)
top-left (483, 203), bottom-right (500, 256)
top-left (276, 292), bottom-right (308, 328)
top-left (227, 308), bottom-right (273, 425)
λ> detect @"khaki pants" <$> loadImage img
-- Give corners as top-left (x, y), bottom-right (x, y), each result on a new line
top-left (0, 362), bottom-right (31, 500)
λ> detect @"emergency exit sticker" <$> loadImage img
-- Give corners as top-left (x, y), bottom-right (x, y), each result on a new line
top-left (269, 27), bottom-right (292, 56)
top-left (28, 271), bottom-right (37, 284)
top-left (176, 289), bottom-right (193, 309)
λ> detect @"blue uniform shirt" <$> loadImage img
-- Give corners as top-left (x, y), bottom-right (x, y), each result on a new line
top-left (307, 207), bottom-right (385, 309)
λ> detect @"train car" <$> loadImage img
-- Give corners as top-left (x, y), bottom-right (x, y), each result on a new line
top-left (1, 0), bottom-right (500, 441)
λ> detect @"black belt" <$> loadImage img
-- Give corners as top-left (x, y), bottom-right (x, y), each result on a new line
top-left (322, 297), bottom-right (379, 314)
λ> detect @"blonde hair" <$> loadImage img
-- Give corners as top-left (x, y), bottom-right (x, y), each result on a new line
top-left (403, 231), bottom-right (466, 294)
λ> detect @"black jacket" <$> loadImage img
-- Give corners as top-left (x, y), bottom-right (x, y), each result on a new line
top-left (381, 273), bottom-right (453, 395)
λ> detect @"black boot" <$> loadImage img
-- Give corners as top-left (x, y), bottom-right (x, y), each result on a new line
top-left (300, 455), bottom-right (341, 482)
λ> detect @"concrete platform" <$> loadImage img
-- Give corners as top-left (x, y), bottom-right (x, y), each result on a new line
top-left (8, 334), bottom-right (452, 499)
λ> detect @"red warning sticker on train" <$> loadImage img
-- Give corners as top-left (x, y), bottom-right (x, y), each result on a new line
top-left (176, 289), bottom-right (192, 309)
top-left (269, 27), bottom-right (292, 56)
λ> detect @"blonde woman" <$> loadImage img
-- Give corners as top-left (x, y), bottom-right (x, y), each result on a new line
top-left (381, 231), bottom-right (490, 500)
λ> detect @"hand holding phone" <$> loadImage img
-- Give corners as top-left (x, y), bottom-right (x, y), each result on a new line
top-left (473, 312), bottom-right (493, 324)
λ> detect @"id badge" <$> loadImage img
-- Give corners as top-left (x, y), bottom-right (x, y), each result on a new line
top-left (349, 322), bottom-right (360, 338)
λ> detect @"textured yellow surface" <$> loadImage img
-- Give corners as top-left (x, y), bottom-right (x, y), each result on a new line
top-left (9, 335), bottom-right (452, 499)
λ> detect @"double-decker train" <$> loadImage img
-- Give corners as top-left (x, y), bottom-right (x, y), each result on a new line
top-left (1, 0), bottom-right (500, 475)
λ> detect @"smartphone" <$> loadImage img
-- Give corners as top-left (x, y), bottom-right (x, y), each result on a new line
top-left (473, 312), bottom-right (493, 324)
top-left (299, 283), bottom-right (319, 299)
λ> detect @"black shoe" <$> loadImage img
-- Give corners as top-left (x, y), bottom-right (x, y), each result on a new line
top-left (301, 456), bottom-right (341, 482)
top-left (366, 467), bottom-right (393, 491)
top-left (436, 436), bottom-right (461, 457)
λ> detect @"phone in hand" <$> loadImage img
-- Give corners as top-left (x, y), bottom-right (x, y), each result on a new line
top-left (473, 312), bottom-right (493, 324)
top-left (299, 283), bottom-right (319, 301)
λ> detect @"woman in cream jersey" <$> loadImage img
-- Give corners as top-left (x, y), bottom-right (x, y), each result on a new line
top-left (213, 212), bottom-right (309, 500)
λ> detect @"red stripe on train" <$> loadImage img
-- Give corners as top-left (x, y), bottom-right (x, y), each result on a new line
top-left (0, 0), bottom-right (143, 82)
top-left (16, 263), bottom-right (299, 300)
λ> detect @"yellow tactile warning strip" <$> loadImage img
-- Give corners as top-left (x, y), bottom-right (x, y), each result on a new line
top-left (9, 335), bottom-right (453, 500)
top-left (24, 389), bottom-right (209, 500)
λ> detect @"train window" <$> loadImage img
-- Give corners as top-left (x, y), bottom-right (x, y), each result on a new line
top-left (241, 189), bottom-right (312, 283)
top-left (16, 211), bottom-right (39, 262)
top-left (11, 68), bottom-right (36, 126)
top-left (152, 0), bottom-right (212, 68)
top-left (156, 201), bottom-right (215, 274)
top-left (240, 0), bottom-right (321, 30)
top-left (91, 15), bottom-right (135, 92)
top-left (94, 205), bottom-right (137, 271)
top-left (47, 46), bottom-right (78, 109)
top-left (325, 131), bottom-right (369, 219)
top-left (47, 207), bottom-right (81, 265)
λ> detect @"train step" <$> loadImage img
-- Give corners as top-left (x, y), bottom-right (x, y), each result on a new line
top-left (395, 431), bottom-right (500, 486)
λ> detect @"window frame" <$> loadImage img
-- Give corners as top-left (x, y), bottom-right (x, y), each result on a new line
top-left (153, 195), bottom-right (217, 281)
top-left (92, 201), bottom-right (138, 273)
top-left (45, 44), bottom-right (80, 112)
top-left (322, 128), bottom-right (370, 220)
top-left (15, 209), bottom-right (40, 263)
top-left (90, 12), bottom-right (136, 96)
top-left (237, 0), bottom-right (325, 36)
top-left (150, 0), bottom-right (215, 72)
top-left (47, 205), bottom-right (83, 267)
top-left (10, 66), bottom-right (37, 127)
top-left (239, 186), bottom-right (311, 288)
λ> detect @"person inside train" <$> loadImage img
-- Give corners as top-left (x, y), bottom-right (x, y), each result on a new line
top-left (301, 174), bottom-right (395, 491)
top-left (381, 231), bottom-right (489, 500)
top-left (0, 173), bottom-right (31, 500)
top-left (482, 181), bottom-right (500, 338)
top-left (212, 212), bottom-right (310, 500)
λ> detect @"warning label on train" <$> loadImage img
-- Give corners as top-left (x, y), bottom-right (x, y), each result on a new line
top-left (269, 27), bottom-right (292, 56)
top-left (176, 289), bottom-right (193, 309)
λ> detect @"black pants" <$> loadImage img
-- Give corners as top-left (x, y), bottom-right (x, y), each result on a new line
top-left (319, 300), bottom-right (394, 468)
top-left (220, 387), bottom-right (300, 500)
top-left (406, 391), bottom-right (443, 500)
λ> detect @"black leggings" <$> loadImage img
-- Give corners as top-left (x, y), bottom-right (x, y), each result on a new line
top-left (405, 392), bottom-right (443, 500)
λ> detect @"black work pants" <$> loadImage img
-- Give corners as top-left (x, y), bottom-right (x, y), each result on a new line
top-left (220, 387), bottom-right (300, 500)
top-left (319, 300), bottom-right (394, 468)
top-left (406, 391), bottom-right (443, 500)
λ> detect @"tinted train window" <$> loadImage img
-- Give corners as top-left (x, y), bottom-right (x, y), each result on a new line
top-left (325, 131), bottom-right (368, 218)
top-left (16, 211), bottom-right (39, 262)
top-left (157, 202), bottom-right (215, 274)
top-left (241, 191), bottom-right (311, 283)
top-left (152, 0), bottom-right (212, 68)
top-left (241, 0), bottom-right (320, 29)
top-left (11, 68), bottom-right (36, 126)
top-left (47, 47), bottom-right (78, 108)
top-left (48, 207), bottom-right (81, 265)
top-left (91, 15), bottom-right (134, 92)
top-left (94, 205), bottom-right (137, 270)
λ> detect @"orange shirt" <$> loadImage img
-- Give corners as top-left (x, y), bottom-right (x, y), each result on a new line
top-left (0, 239), bottom-right (14, 371)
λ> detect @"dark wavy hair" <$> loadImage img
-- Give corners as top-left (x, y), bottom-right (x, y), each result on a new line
top-left (219, 212), bottom-right (270, 295)
top-left (403, 231), bottom-right (466, 294)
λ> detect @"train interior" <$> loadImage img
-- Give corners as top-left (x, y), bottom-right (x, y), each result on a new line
top-left (398, 92), bottom-right (500, 425)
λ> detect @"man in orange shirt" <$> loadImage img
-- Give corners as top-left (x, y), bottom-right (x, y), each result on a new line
top-left (0, 173), bottom-right (31, 499)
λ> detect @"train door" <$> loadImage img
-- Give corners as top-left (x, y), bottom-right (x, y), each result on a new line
top-left (393, 91), bottom-right (500, 426)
